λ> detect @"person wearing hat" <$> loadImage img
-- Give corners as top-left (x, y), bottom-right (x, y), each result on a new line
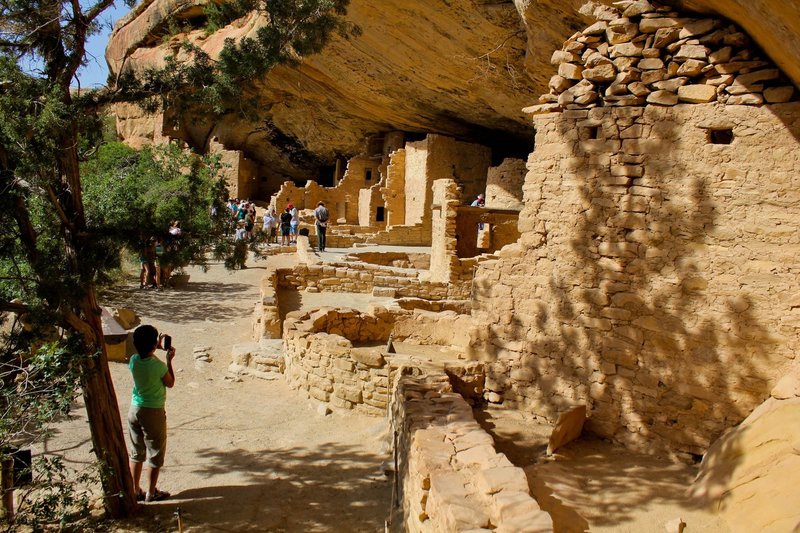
top-left (279, 207), bottom-right (292, 246)
top-left (471, 193), bottom-right (486, 236)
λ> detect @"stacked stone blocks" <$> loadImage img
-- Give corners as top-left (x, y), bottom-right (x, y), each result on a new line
top-left (473, 99), bottom-right (800, 456)
top-left (528, 0), bottom-right (796, 116)
top-left (276, 261), bottom-right (471, 300)
top-left (283, 307), bottom-right (396, 416)
top-left (392, 372), bottom-right (553, 532)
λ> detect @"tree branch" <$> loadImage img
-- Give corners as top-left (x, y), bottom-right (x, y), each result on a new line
top-left (0, 301), bottom-right (28, 314)
top-left (62, 309), bottom-right (96, 343)
top-left (45, 184), bottom-right (77, 233)
top-left (85, 0), bottom-right (116, 25)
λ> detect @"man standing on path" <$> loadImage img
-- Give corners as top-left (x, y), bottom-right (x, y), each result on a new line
top-left (288, 203), bottom-right (299, 243)
top-left (128, 325), bottom-right (176, 502)
top-left (314, 201), bottom-right (330, 252)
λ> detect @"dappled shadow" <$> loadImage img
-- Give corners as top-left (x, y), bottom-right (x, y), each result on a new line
top-left (475, 405), bottom-right (710, 532)
top-left (139, 444), bottom-right (391, 532)
top-left (464, 101), bottom-right (800, 527)
top-left (102, 281), bottom-right (256, 323)
top-left (529, 436), bottom-right (704, 532)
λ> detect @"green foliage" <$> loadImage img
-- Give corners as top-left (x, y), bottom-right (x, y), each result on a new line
top-left (12, 456), bottom-right (99, 530)
top-left (0, 341), bottom-right (85, 448)
top-left (81, 141), bottom-right (229, 277)
top-left (0, 339), bottom-right (98, 530)
top-left (204, 0), bottom-right (255, 35)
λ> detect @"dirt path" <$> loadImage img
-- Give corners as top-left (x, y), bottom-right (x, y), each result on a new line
top-left (46, 251), bottom-right (393, 532)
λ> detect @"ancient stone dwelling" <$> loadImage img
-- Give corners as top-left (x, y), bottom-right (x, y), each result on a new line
top-left (110, 0), bottom-right (800, 531)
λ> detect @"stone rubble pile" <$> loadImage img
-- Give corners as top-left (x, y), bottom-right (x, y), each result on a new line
top-left (528, 0), bottom-right (796, 114)
top-left (229, 339), bottom-right (285, 379)
top-left (193, 345), bottom-right (212, 370)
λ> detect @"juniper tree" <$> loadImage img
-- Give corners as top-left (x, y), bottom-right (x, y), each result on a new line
top-left (0, 0), bottom-right (355, 523)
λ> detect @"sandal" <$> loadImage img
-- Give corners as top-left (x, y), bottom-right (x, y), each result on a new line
top-left (136, 490), bottom-right (146, 501)
top-left (145, 489), bottom-right (170, 502)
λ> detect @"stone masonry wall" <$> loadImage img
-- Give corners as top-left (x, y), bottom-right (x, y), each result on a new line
top-left (404, 139), bottom-right (430, 226)
top-left (528, 0), bottom-right (796, 115)
top-left (358, 183), bottom-right (386, 229)
top-left (345, 252), bottom-right (431, 270)
top-left (252, 268), bottom-right (281, 340)
top-left (382, 149), bottom-right (406, 226)
top-left (427, 135), bottom-right (492, 206)
top-left (209, 138), bottom-right (259, 200)
top-left (391, 371), bottom-right (553, 532)
top-left (486, 158), bottom-right (527, 211)
top-left (472, 101), bottom-right (800, 456)
top-left (430, 179), bottom-right (519, 288)
top-left (270, 155), bottom-right (381, 223)
top-left (283, 307), bottom-right (394, 416)
top-left (276, 263), bottom-right (471, 300)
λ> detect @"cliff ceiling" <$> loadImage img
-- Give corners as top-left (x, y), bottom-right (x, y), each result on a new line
top-left (107, 0), bottom-right (800, 180)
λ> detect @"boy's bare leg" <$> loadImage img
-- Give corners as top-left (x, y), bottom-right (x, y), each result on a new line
top-left (147, 466), bottom-right (160, 497)
top-left (129, 461), bottom-right (143, 494)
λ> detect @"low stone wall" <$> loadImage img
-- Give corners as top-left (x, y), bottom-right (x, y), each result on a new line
top-left (252, 268), bottom-right (281, 340)
top-left (283, 306), bottom-right (483, 415)
top-left (392, 309), bottom-right (476, 350)
top-left (283, 307), bottom-right (396, 416)
top-left (391, 371), bottom-right (553, 532)
top-left (276, 263), bottom-right (469, 300)
top-left (365, 224), bottom-right (431, 247)
top-left (345, 251), bottom-right (431, 270)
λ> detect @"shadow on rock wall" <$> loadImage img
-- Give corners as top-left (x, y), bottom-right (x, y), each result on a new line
top-left (468, 104), bottom-right (796, 475)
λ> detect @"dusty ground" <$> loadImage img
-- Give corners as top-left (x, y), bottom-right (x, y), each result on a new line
top-left (475, 406), bottom-right (730, 533)
top-left (43, 248), bottom-right (393, 532)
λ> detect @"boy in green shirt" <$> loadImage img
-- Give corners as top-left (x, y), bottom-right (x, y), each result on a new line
top-left (128, 325), bottom-right (176, 502)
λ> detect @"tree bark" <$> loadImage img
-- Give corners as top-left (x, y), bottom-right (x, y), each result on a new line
top-left (78, 293), bottom-right (138, 518)
top-left (57, 121), bottom-right (137, 517)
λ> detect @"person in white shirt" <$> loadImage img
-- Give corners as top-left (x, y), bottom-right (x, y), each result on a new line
top-left (262, 209), bottom-right (276, 245)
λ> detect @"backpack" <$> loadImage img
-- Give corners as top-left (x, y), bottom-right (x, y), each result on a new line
top-left (316, 206), bottom-right (329, 223)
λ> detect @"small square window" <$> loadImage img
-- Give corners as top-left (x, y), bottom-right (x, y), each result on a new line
top-left (365, 169), bottom-right (373, 181)
top-left (708, 128), bottom-right (733, 145)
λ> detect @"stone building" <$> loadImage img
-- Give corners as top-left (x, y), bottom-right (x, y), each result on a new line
top-left (269, 133), bottom-right (496, 247)
top-left (471, 4), bottom-right (800, 457)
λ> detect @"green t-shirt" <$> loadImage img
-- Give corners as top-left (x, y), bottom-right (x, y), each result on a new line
top-left (129, 353), bottom-right (168, 408)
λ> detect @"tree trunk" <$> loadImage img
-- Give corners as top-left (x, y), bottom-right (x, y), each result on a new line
top-left (79, 293), bottom-right (138, 518)
top-left (57, 122), bottom-right (138, 518)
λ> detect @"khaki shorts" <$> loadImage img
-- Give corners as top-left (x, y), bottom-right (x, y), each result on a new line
top-left (128, 405), bottom-right (167, 468)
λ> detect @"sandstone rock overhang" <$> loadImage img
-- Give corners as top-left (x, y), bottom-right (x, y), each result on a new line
top-left (107, 0), bottom-right (800, 181)
top-left (106, 0), bottom-right (591, 177)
